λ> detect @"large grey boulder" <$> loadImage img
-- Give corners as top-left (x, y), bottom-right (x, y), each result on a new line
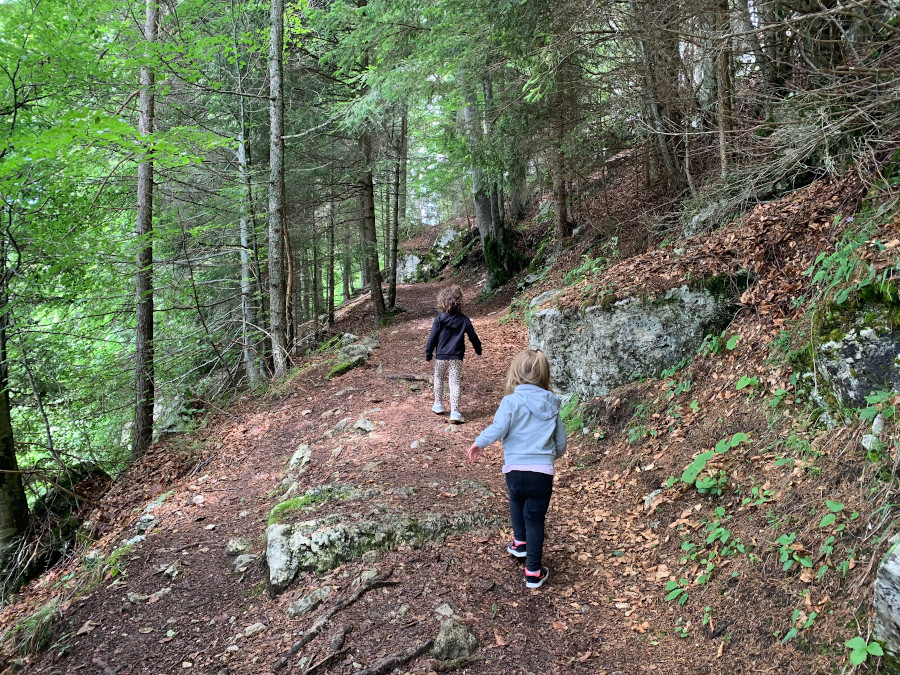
top-left (529, 286), bottom-right (734, 398)
top-left (874, 540), bottom-right (900, 674)
top-left (816, 325), bottom-right (900, 407)
top-left (396, 253), bottom-right (422, 283)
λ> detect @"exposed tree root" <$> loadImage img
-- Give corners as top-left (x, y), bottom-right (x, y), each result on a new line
top-left (301, 624), bottom-right (352, 675)
top-left (272, 568), bottom-right (398, 671)
top-left (351, 638), bottom-right (434, 675)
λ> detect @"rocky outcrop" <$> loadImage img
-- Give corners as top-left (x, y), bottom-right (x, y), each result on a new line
top-left (529, 286), bottom-right (735, 398)
top-left (874, 539), bottom-right (900, 674)
top-left (395, 225), bottom-right (470, 284)
top-left (266, 482), bottom-right (496, 594)
top-left (816, 323), bottom-right (900, 407)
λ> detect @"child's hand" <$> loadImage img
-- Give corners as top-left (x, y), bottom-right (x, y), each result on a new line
top-left (467, 443), bottom-right (482, 463)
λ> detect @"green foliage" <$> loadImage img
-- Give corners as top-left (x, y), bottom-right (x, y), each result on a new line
top-left (4, 601), bottom-right (60, 656)
top-left (680, 433), bottom-right (748, 489)
top-left (560, 395), bottom-right (585, 434)
top-left (844, 636), bottom-right (884, 666)
top-left (268, 494), bottom-right (328, 525)
top-left (327, 358), bottom-right (364, 379)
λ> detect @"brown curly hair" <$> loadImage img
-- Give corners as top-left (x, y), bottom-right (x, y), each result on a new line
top-left (437, 285), bottom-right (463, 314)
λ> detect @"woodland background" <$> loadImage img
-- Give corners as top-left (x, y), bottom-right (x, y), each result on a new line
top-left (0, 0), bottom-right (898, 603)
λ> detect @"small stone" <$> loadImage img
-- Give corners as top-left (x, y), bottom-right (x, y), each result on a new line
top-left (359, 569), bottom-right (378, 585)
top-left (225, 539), bottom-right (252, 557)
top-left (289, 445), bottom-right (312, 470)
top-left (243, 622), bottom-right (266, 638)
top-left (163, 561), bottom-right (182, 579)
top-left (204, 524), bottom-right (216, 531)
top-left (286, 586), bottom-right (333, 618)
top-left (225, 645), bottom-right (239, 653)
top-left (332, 418), bottom-right (353, 434)
top-left (238, 510), bottom-right (250, 518)
top-left (192, 494), bottom-right (205, 505)
top-left (127, 592), bottom-right (149, 603)
top-left (125, 534), bottom-right (146, 547)
top-left (435, 602), bottom-right (454, 618)
top-left (353, 417), bottom-right (376, 434)
top-left (233, 554), bottom-right (258, 573)
top-left (862, 434), bottom-right (877, 451)
top-left (135, 514), bottom-right (157, 534)
top-left (872, 413), bottom-right (885, 436)
top-left (361, 550), bottom-right (381, 564)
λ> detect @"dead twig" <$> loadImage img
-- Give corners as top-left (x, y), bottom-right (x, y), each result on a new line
top-left (381, 373), bottom-right (431, 382)
top-left (351, 638), bottom-right (434, 675)
top-left (272, 568), bottom-right (398, 671)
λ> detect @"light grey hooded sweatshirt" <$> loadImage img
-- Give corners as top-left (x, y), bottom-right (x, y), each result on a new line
top-left (474, 384), bottom-right (567, 470)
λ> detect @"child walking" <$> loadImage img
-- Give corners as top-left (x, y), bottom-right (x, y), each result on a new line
top-left (425, 285), bottom-right (482, 424)
top-left (467, 349), bottom-right (566, 588)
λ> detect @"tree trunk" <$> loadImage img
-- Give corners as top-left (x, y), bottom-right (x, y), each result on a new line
top-left (358, 132), bottom-right (386, 320)
top-left (342, 211), bottom-right (352, 303)
top-left (551, 147), bottom-right (570, 242)
top-left (327, 199), bottom-right (336, 326)
top-left (0, 237), bottom-right (27, 563)
top-left (399, 113), bottom-right (408, 229)
top-left (133, 0), bottom-right (158, 459)
top-left (462, 92), bottom-right (519, 291)
top-left (716, 0), bottom-right (733, 175)
top-left (387, 130), bottom-right (400, 309)
top-left (284, 226), bottom-right (295, 353)
top-left (230, 0), bottom-right (260, 385)
top-left (268, 0), bottom-right (288, 377)
top-left (312, 213), bottom-right (323, 340)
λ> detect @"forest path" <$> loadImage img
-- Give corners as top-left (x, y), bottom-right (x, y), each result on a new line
top-left (24, 279), bottom-right (707, 675)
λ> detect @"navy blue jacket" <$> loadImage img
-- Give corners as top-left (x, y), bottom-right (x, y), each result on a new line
top-left (425, 312), bottom-right (482, 361)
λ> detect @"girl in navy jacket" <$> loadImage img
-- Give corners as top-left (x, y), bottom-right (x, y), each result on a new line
top-left (425, 285), bottom-right (481, 423)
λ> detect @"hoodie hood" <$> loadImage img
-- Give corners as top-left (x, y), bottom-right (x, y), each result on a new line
top-left (512, 384), bottom-right (560, 420)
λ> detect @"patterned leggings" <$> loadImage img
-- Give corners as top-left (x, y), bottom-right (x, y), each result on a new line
top-left (434, 359), bottom-right (463, 413)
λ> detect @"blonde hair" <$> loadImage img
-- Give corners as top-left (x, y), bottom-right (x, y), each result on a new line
top-left (504, 349), bottom-right (551, 394)
top-left (437, 285), bottom-right (463, 314)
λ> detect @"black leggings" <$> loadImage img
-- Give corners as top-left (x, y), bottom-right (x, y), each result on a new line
top-left (505, 470), bottom-right (553, 573)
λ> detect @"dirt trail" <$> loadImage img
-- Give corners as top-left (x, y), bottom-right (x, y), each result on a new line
top-left (18, 280), bottom-right (726, 675)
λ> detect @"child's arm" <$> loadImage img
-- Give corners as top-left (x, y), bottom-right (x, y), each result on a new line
top-left (425, 316), bottom-right (440, 361)
top-left (470, 398), bottom-right (512, 456)
top-left (465, 318), bottom-right (482, 355)
top-left (554, 415), bottom-right (568, 459)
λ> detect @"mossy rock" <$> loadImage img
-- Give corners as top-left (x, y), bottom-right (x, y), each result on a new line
top-left (327, 355), bottom-right (365, 379)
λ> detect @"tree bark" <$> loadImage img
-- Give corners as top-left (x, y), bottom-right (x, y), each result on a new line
top-left (387, 127), bottom-right (400, 309)
top-left (716, 0), bottom-right (733, 175)
top-left (268, 0), bottom-right (288, 377)
top-left (230, 0), bottom-right (260, 385)
top-left (358, 132), bottom-right (385, 320)
top-left (0, 237), bottom-right (27, 563)
top-left (462, 92), bottom-right (519, 291)
top-left (133, 0), bottom-right (158, 459)
top-left (342, 210), bottom-right (352, 302)
top-left (312, 212), bottom-right (323, 340)
top-left (327, 199), bottom-right (336, 326)
top-left (399, 112), bottom-right (408, 229)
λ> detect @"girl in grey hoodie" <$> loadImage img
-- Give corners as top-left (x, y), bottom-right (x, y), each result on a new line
top-left (468, 349), bottom-right (566, 588)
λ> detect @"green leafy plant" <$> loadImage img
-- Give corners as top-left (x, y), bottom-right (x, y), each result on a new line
top-left (818, 500), bottom-right (844, 528)
top-left (665, 579), bottom-right (689, 605)
top-left (736, 375), bottom-right (760, 391)
top-left (775, 532), bottom-right (812, 572)
top-left (844, 636), bottom-right (884, 666)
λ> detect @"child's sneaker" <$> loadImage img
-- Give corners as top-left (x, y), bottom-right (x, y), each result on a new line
top-left (432, 403), bottom-right (444, 414)
top-left (449, 412), bottom-right (465, 424)
top-left (525, 566), bottom-right (549, 589)
top-left (506, 540), bottom-right (527, 558)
